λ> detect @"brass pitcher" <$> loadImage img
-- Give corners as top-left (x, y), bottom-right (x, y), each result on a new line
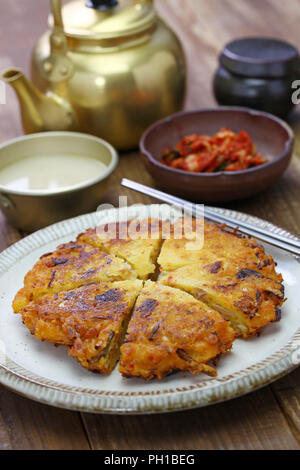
top-left (2, 0), bottom-right (186, 150)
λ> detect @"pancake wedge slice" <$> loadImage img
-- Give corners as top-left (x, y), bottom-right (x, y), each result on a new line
top-left (20, 280), bottom-right (143, 373)
top-left (158, 219), bottom-right (282, 282)
top-left (77, 219), bottom-right (163, 280)
top-left (119, 281), bottom-right (235, 380)
top-left (13, 242), bottom-right (137, 312)
top-left (159, 265), bottom-right (284, 338)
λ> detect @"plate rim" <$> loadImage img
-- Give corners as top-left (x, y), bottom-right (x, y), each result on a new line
top-left (0, 204), bottom-right (299, 414)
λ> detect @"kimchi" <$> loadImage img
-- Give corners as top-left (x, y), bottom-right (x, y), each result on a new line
top-left (161, 128), bottom-right (268, 173)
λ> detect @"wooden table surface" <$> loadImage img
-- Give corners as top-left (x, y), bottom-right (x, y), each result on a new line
top-left (1, 0), bottom-right (300, 450)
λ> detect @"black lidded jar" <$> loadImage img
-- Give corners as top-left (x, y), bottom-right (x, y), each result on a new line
top-left (213, 38), bottom-right (300, 118)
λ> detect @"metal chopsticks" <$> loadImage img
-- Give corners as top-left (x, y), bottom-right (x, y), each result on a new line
top-left (121, 178), bottom-right (300, 256)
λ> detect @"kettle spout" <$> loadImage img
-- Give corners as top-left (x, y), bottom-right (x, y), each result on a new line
top-left (2, 68), bottom-right (77, 133)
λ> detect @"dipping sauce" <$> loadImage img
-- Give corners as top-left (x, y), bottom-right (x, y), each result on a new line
top-left (161, 128), bottom-right (268, 173)
top-left (0, 154), bottom-right (107, 192)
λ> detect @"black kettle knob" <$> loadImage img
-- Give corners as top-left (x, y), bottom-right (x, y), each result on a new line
top-left (86, 0), bottom-right (118, 10)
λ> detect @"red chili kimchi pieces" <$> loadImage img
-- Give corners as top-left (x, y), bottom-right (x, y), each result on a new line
top-left (161, 128), bottom-right (268, 173)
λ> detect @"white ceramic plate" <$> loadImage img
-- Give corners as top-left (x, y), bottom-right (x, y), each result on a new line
top-left (0, 205), bottom-right (299, 415)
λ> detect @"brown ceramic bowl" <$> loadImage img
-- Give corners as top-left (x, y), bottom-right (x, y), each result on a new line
top-left (140, 107), bottom-right (294, 203)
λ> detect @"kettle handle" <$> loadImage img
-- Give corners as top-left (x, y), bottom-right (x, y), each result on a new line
top-left (41, 0), bottom-right (74, 83)
top-left (51, 0), bottom-right (64, 30)
top-left (133, 0), bottom-right (153, 4)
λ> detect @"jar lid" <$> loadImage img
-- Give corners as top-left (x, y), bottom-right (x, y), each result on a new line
top-left (220, 38), bottom-right (300, 77)
top-left (49, 0), bottom-right (156, 40)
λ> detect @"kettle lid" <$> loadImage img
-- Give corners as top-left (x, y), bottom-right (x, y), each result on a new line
top-left (49, 0), bottom-right (156, 39)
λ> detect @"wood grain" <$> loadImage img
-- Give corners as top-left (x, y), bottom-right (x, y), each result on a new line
top-left (0, 387), bottom-right (90, 450)
top-left (272, 368), bottom-right (300, 444)
top-left (81, 389), bottom-right (299, 450)
top-left (0, 0), bottom-right (300, 450)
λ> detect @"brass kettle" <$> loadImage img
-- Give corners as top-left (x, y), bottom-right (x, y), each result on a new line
top-left (2, 0), bottom-right (186, 150)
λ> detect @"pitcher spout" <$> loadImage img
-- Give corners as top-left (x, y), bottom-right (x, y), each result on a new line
top-left (2, 68), bottom-right (77, 134)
